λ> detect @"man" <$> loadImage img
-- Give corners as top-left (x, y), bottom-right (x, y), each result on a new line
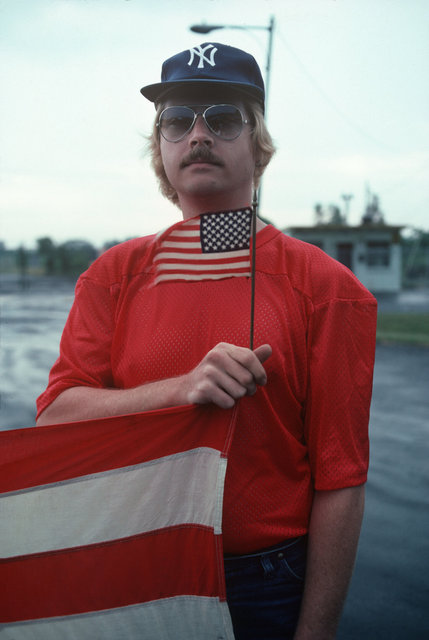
top-left (37, 43), bottom-right (377, 639)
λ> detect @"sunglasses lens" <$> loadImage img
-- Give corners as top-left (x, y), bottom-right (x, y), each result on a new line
top-left (159, 106), bottom-right (195, 142)
top-left (205, 105), bottom-right (244, 140)
top-left (158, 105), bottom-right (245, 142)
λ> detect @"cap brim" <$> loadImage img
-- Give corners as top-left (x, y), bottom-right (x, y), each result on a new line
top-left (140, 79), bottom-right (264, 109)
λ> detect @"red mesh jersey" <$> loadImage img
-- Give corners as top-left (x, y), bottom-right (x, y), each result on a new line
top-left (37, 225), bottom-right (377, 553)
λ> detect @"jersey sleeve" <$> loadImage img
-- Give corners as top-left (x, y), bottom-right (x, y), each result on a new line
top-left (36, 276), bottom-right (117, 419)
top-left (304, 295), bottom-right (377, 490)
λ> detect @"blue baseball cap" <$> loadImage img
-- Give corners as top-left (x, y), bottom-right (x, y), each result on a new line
top-left (141, 43), bottom-right (265, 111)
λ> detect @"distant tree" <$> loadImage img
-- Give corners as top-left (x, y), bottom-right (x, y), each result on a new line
top-left (57, 240), bottom-right (97, 277)
top-left (16, 245), bottom-right (29, 288)
top-left (102, 238), bottom-right (141, 252)
top-left (57, 244), bottom-right (71, 275)
top-left (361, 190), bottom-right (385, 225)
top-left (16, 245), bottom-right (28, 276)
top-left (402, 228), bottom-right (429, 285)
top-left (102, 240), bottom-right (121, 252)
top-left (37, 237), bottom-right (57, 275)
top-left (313, 203), bottom-right (346, 226)
top-left (328, 205), bottom-right (344, 225)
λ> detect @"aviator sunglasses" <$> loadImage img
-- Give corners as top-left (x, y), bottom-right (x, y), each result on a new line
top-left (157, 104), bottom-right (249, 143)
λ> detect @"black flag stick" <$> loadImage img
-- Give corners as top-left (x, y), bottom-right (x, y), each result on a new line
top-left (249, 189), bottom-right (258, 350)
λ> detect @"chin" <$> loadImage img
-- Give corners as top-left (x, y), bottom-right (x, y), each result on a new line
top-left (185, 180), bottom-right (224, 197)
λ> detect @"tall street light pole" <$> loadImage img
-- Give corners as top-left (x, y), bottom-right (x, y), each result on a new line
top-left (190, 18), bottom-right (275, 213)
top-left (190, 17), bottom-right (275, 117)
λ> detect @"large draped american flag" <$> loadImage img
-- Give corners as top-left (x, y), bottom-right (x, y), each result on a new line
top-left (0, 404), bottom-right (238, 639)
top-left (1, 208), bottom-right (255, 638)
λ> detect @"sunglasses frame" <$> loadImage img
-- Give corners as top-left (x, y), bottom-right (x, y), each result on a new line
top-left (157, 104), bottom-right (249, 143)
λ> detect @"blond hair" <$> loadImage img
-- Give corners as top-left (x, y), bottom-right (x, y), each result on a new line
top-left (147, 100), bottom-right (276, 206)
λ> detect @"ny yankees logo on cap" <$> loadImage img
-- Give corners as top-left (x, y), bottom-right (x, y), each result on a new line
top-left (188, 44), bottom-right (218, 69)
top-left (141, 42), bottom-right (265, 112)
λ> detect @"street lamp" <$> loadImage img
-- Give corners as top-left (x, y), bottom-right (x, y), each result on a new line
top-left (190, 18), bottom-right (275, 216)
top-left (190, 17), bottom-right (275, 116)
top-left (190, 19), bottom-right (275, 344)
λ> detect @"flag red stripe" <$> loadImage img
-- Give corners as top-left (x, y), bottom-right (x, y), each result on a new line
top-left (1, 526), bottom-right (221, 622)
top-left (157, 267), bottom-right (251, 276)
top-left (156, 255), bottom-right (250, 265)
top-left (154, 248), bottom-right (203, 256)
top-left (0, 405), bottom-right (234, 492)
top-left (163, 233), bottom-right (200, 240)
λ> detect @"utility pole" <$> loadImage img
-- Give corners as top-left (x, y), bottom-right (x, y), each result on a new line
top-left (190, 17), bottom-right (275, 212)
top-left (341, 194), bottom-right (353, 224)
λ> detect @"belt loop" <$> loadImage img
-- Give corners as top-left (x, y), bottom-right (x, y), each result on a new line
top-left (261, 554), bottom-right (274, 575)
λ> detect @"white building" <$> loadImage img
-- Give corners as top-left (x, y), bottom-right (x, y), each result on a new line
top-left (285, 224), bottom-right (403, 294)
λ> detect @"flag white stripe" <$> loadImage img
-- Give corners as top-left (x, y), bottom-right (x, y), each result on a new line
top-left (155, 271), bottom-right (250, 283)
top-left (214, 457), bottom-right (228, 535)
top-left (154, 250), bottom-right (250, 262)
top-left (161, 241), bottom-right (202, 249)
top-left (154, 218), bottom-right (197, 241)
top-left (169, 230), bottom-right (200, 238)
top-left (156, 261), bottom-right (250, 273)
top-left (0, 448), bottom-right (222, 558)
top-left (0, 596), bottom-right (235, 640)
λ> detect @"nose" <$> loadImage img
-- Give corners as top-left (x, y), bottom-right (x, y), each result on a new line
top-left (189, 113), bottom-right (214, 146)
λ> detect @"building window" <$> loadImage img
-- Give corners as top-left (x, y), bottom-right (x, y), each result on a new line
top-left (336, 243), bottom-right (353, 270)
top-left (367, 241), bottom-right (390, 267)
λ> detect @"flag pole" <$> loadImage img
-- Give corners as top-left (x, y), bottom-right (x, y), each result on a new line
top-left (249, 188), bottom-right (258, 350)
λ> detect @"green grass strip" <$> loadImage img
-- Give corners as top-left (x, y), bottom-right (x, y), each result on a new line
top-left (377, 312), bottom-right (429, 346)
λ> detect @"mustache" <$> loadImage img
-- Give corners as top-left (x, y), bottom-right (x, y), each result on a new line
top-left (180, 146), bottom-right (224, 168)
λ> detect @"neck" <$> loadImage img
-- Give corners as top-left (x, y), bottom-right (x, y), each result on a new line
top-left (178, 192), bottom-right (267, 232)
top-left (178, 191), bottom-right (252, 220)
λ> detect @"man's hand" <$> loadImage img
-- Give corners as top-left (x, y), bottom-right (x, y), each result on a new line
top-left (36, 343), bottom-right (272, 425)
top-left (183, 342), bottom-right (272, 409)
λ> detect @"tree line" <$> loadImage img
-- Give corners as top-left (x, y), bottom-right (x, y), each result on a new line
top-left (36, 237), bottom-right (99, 277)
top-left (3, 231), bottom-right (429, 287)
top-left (8, 237), bottom-right (119, 279)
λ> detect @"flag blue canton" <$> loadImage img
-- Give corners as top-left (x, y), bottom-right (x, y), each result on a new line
top-left (201, 209), bottom-right (252, 254)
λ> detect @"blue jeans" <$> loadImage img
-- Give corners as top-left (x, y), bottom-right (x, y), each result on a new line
top-left (224, 537), bottom-right (307, 640)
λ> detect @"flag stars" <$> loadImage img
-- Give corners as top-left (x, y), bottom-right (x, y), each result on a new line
top-left (201, 209), bottom-right (252, 254)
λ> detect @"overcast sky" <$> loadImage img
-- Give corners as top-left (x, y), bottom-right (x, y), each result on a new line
top-left (1, 0), bottom-right (428, 249)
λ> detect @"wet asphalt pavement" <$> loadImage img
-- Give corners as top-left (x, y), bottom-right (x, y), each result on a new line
top-left (338, 342), bottom-right (429, 639)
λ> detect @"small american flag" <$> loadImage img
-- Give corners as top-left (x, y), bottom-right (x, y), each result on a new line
top-left (153, 208), bottom-right (252, 284)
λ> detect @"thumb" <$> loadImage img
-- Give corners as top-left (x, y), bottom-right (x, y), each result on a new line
top-left (253, 344), bottom-right (272, 364)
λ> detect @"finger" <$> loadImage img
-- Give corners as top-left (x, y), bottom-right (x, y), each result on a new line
top-left (205, 345), bottom-right (255, 388)
top-left (190, 365), bottom-right (248, 404)
top-left (253, 344), bottom-right (272, 364)
top-left (212, 368), bottom-right (250, 400)
top-left (220, 356), bottom-right (258, 392)
top-left (228, 347), bottom-right (268, 386)
top-left (193, 376), bottom-right (244, 408)
top-left (207, 387), bottom-right (237, 409)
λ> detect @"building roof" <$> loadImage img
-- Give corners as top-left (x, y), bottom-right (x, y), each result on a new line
top-left (285, 224), bottom-right (403, 234)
